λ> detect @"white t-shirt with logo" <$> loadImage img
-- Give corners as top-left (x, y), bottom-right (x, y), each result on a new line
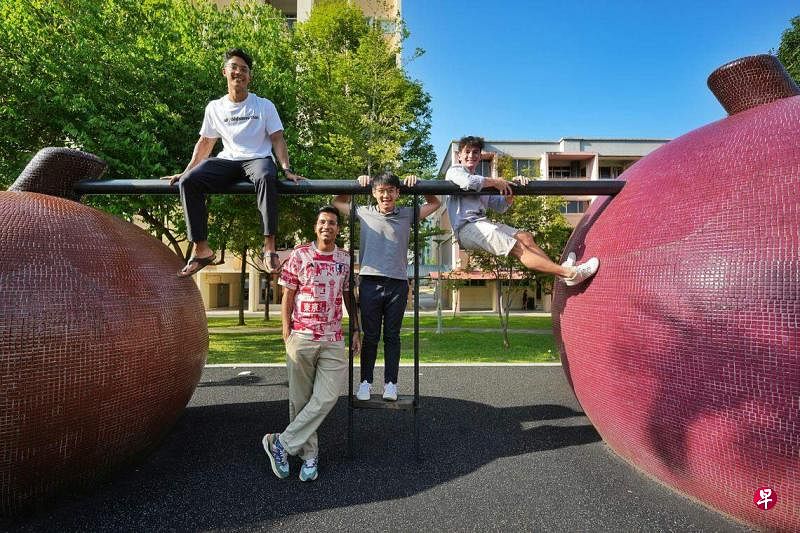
top-left (199, 93), bottom-right (284, 160)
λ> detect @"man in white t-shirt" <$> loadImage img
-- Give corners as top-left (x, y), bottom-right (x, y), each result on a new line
top-left (164, 48), bottom-right (303, 277)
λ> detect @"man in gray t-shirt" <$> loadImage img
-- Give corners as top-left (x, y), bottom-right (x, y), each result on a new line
top-left (333, 173), bottom-right (440, 401)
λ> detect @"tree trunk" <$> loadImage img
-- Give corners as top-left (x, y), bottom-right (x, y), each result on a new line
top-left (238, 248), bottom-right (247, 326)
top-left (496, 278), bottom-right (510, 349)
top-left (503, 279), bottom-right (513, 348)
top-left (137, 208), bottom-right (186, 259)
top-left (263, 273), bottom-right (271, 322)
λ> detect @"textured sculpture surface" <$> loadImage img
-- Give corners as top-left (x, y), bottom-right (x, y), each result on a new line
top-left (0, 150), bottom-right (207, 515)
top-left (553, 55), bottom-right (799, 530)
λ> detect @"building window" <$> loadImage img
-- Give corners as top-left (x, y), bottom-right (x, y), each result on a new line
top-left (559, 200), bottom-right (591, 214)
top-left (514, 159), bottom-right (540, 177)
top-left (549, 167), bottom-right (571, 179)
top-left (477, 160), bottom-right (492, 177)
top-left (365, 16), bottom-right (398, 35)
top-left (378, 19), bottom-right (397, 34)
top-left (464, 279), bottom-right (487, 287)
top-left (599, 166), bottom-right (624, 179)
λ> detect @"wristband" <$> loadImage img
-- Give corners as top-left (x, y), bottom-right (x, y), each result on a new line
top-left (282, 167), bottom-right (294, 174)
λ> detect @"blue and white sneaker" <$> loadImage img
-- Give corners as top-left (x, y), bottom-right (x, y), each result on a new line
top-left (263, 433), bottom-right (289, 479)
top-left (299, 456), bottom-right (319, 482)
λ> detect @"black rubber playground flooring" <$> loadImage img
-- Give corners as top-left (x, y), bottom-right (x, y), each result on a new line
top-left (8, 366), bottom-right (748, 532)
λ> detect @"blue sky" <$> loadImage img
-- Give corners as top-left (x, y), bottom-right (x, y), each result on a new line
top-left (401, 1), bottom-right (799, 165)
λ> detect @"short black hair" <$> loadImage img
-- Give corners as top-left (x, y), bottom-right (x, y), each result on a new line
top-left (458, 135), bottom-right (484, 152)
top-left (223, 48), bottom-right (253, 70)
top-left (371, 172), bottom-right (401, 189)
top-left (317, 205), bottom-right (340, 225)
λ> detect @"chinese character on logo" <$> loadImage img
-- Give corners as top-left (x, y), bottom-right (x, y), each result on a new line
top-left (753, 487), bottom-right (777, 510)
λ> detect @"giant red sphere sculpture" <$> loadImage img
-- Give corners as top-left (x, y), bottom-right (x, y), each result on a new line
top-left (0, 149), bottom-right (208, 515)
top-left (553, 55), bottom-right (799, 530)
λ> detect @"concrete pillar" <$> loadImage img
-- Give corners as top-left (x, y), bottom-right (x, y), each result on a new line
top-left (297, 0), bottom-right (313, 21)
top-left (248, 268), bottom-right (260, 312)
top-left (589, 153), bottom-right (600, 180)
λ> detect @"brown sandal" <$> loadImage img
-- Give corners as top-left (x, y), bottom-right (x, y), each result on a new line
top-left (177, 254), bottom-right (216, 278)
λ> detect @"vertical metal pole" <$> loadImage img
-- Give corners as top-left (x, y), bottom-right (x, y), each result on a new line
top-left (347, 199), bottom-right (356, 459)
top-left (413, 195), bottom-right (420, 461)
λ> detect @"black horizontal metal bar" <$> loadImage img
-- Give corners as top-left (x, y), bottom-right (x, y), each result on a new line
top-left (74, 178), bottom-right (625, 196)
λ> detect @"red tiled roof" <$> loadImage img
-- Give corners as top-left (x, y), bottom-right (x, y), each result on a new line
top-left (430, 270), bottom-right (526, 280)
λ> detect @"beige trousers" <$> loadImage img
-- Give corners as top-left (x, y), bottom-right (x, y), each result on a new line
top-left (279, 334), bottom-right (347, 460)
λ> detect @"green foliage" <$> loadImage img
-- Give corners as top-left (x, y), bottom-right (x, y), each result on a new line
top-left (778, 16), bottom-right (800, 84)
top-left (0, 0), bottom-right (297, 260)
top-left (496, 154), bottom-right (515, 178)
top-left (1, 0), bottom-right (435, 263)
top-left (496, 153), bottom-right (540, 179)
top-left (293, 0), bottom-right (434, 179)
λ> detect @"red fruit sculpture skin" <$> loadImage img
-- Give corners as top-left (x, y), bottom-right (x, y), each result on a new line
top-left (553, 55), bottom-right (799, 531)
top-left (0, 148), bottom-right (208, 515)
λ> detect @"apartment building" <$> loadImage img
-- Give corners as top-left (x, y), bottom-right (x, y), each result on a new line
top-left (430, 137), bottom-right (669, 312)
top-left (212, 0), bottom-right (400, 31)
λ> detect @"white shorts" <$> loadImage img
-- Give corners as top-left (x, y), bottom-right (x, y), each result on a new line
top-left (457, 220), bottom-right (518, 257)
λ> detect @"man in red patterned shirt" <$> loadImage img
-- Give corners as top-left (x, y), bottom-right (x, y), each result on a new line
top-left (262, 206), bottom-right (360, 482)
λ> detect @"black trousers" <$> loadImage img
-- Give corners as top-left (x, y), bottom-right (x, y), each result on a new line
top-left (359, 275), bottom-right (409, 384)
top-left (178, 156), bottom-right (278, 242)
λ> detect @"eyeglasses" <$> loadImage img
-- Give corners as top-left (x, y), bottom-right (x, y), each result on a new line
top-left (225, 62), bottom-right (250, 74)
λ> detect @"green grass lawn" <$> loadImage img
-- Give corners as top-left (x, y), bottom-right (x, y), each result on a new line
top-left (206, 314), bottom-right (553, 331)
top-left (207, 316), bottom-right (282, 329)
top-left (207, 314), bottom-right (559, 364)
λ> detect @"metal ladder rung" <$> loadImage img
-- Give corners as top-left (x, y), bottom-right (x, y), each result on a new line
top-left (351, 396), bottom-right (415, 410)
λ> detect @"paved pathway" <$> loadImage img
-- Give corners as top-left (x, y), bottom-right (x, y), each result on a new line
top-left (6, 367), bottom-right (748, 532)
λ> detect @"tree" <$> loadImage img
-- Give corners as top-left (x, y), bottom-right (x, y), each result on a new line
top-left (0, 0), bottom-right (298, 262)
top-left (1, 0), bottom-right (437, 322)
top-left (468, 194), bottom-right (572, 348)
top-left (778, 16), bottom-right (800, 84)
top-left (293, 0), bottom-right (434, 179)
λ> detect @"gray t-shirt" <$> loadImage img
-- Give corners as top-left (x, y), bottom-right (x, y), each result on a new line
top-left (357, 205), bottom-right (412, 280)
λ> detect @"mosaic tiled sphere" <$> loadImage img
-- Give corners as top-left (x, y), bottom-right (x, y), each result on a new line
top-left (0, 150), bottom-right (207, 515)
top-left (552, 55), bottom-right (799, 530)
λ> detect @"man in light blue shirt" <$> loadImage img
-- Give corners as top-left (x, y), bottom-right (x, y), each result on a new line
top-left (446, 135), bottom-right (599, 286)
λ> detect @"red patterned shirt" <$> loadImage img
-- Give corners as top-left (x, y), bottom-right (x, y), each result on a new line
top-left (278, 242), bottom-right (351, 341)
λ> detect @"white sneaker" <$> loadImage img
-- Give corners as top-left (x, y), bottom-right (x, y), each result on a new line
top-left (356, 380), bottom-right (372, 400)
top-left (382, 382), bottom-right (398, 401)
top-left (564, 257), bottom-right (599, 286)
top-left (561, 251), bottom-right (577, 268)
